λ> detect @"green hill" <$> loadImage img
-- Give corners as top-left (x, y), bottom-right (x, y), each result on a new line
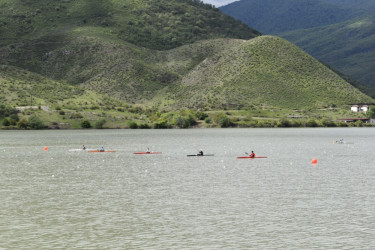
top-left (167, 36), bottom-right (373, 109)
top-left (0, 0), bottom-right (259, 50)
top-left (282, 13), bottom-right (375, 88)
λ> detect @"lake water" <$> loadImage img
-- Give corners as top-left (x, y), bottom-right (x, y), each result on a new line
top-left (0, 128), bottom-right (374, 249)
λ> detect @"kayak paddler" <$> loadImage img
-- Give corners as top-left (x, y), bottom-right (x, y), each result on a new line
top-left (146, 148), bottom-right (151, 153)
top-left (83, 145), bottom-right (86, 150)
top-left (249, 151), bottom-right (255, 158)
top-left (198, 149), bottom-right (203, 156)
top-left (100, 147), bottom-right (105, 152)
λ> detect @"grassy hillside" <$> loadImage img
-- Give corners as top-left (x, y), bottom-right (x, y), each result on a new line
top-left (0, 0), bottom-right (259, 50)
top-left (3, 33), bottom-right (372, 110)
top-left (0, 31), bottom-right (244, 104)
top-left (282, 13), bottom-right (375, 88)
top-left (167, 36), bottom-right (374, 109)
top-left (220, 0), bottom-right (362, 34)
top-left (0, 64), bottom-right (154, 129)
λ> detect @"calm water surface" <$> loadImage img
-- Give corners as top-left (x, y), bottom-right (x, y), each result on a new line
top-left (0, 128), bottom-right (374, 249)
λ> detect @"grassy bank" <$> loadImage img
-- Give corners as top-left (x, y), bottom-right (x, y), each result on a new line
top-left (1, 104), bottom-right (372, 130)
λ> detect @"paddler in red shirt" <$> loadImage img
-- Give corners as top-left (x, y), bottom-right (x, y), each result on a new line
top-left (249, 151), bottom-right (255, 158)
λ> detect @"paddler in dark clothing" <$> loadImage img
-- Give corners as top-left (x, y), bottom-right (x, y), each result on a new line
top-left (198, 149), bottom-right (204, 156)
top-left (249, 151), bottom-right (255, 158)
top-left (83, 145), bottom-right (86, 150)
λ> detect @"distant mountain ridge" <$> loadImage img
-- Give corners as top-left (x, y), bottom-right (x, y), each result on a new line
top-left (320, 0), bottom-right (375, 10)
top-left (282, 13), bottom-right (375, 88)
top-left (220, 0), bottom-right (375, 88)
top-left (220, 0), bottom-right (363, 34)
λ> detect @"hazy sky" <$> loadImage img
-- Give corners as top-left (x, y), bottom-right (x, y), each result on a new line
top-left (201, 0), bottom-right (239, 7)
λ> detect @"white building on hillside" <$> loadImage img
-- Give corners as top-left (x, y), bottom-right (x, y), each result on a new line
top-left (361, 105), bottom-right (370, 112)
top-left (351, 105), bottom-right (370, 113)
top-left (351, 105), bottom-right (359, 112)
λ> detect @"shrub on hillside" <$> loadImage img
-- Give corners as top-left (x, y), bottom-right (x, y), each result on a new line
top-left (258, 120), bottom-right (277, 128)
top-left (17, 119), bottom-right (28, 129)
top-left (153, 119), bottom-right (171, 129)
top-left (9, 114), bottom-right (19, 125)
top-left (217, 115), bottom-right (232, 128)
top-left (28, 116), bottom-right (45, 129)
top-left (277, 118), bottom-right (291, 127)
top-left (337, 122), bottom-right (348, 127)
top-left (95, 119), bottom-right (106, 129)
top-left (197, 112), bottom-right (208, 120)
top-left (2, 118), bottom-right (10, 126)
top-left (355, 120), bottom-right (363, 127)
top-left (321, 119), bottom-right (336, 127)
top-left (290, 120), bottom-right (303, 127)
top-left (129, 121), bottom-right (138, 129)
top-left (70, 113), bottom-right (83, 119)
top-left (187, 114), bottom-right (197, 126)
top-left (248, 120), bottom-right (259, 128)
top-left (81, 120), bottom-right (92, 128)
top-left (139, 123), bottom-right (151, 129)
top-left (306, 118), bottom-right (318, 127)
top-left (175, 116), bottom-right (189, 128)
top-left (0, 105), bottom-right (18, 119)
top-left (366, 107), bottom-right (375, 119)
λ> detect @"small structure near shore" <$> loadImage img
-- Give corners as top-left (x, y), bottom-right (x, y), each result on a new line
top-left (337, 118), bottom-right (374, 124)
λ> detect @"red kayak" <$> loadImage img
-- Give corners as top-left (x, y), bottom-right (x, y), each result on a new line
top-left (237, 156), bottom-right (267, 159)
top-left (133, 152), bottom-right (162, 154)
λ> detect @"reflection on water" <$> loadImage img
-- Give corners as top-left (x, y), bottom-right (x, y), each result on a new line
top-left (1, 128), bottom-right (374, 249)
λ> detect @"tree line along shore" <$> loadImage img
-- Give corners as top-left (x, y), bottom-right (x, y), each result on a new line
top-left (1, 105), bottom-right (374, 130)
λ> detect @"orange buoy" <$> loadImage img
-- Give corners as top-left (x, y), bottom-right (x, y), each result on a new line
top-left (44, 146), bottom-right (48, 151)
top-left (312, 158), bottom-right (318, 164)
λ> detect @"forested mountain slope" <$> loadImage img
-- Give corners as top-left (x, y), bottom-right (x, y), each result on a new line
top-left (220, 0), bottom-right (362, 34)
top-left (282, 13), bottom-right (375, 88)
top-left (321, 0), bottom-right (375, 10)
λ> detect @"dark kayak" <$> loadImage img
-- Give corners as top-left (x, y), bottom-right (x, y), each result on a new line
top-left (88, 150), bottom-right (116, 153)
top-left (187, 154), bottom-right (214, 157)
top-left (134, 152), bottom-right (162, 154)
